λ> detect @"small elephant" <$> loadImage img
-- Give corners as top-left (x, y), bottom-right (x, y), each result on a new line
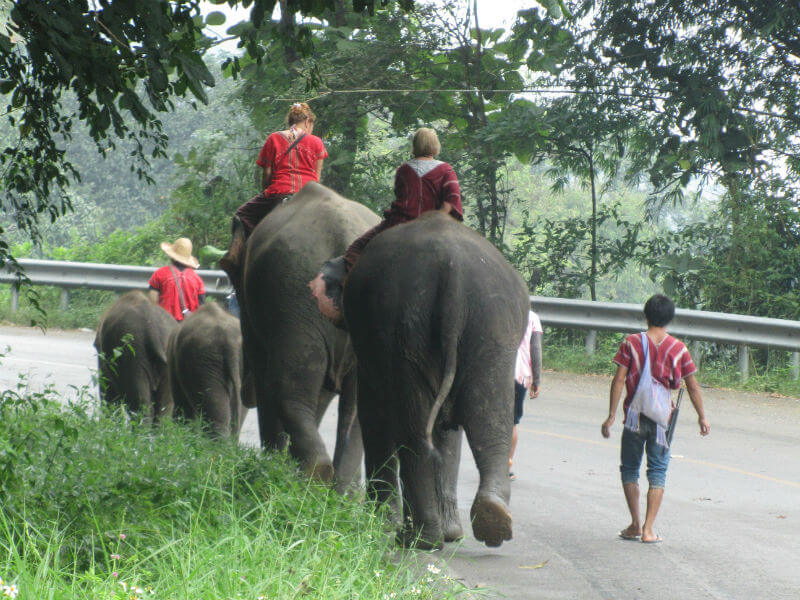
top-left (344, 211), bottom-right (529, 549)
top-left (167, 302), bottom-right (252, 439)
top-left (94, 290), bottom-right (178, 421)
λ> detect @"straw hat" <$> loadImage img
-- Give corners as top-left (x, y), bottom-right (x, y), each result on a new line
top-left (160, 237), bottom-right (200, 269)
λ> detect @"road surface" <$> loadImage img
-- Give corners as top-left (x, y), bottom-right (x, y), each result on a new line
top-left (2, 325), bottom-right (798, 599)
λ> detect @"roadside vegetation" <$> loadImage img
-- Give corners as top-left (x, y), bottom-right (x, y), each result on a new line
top-left (0, 383), bottom-right (467, 600)
top-left (542, 330), bottom-right (800, 399)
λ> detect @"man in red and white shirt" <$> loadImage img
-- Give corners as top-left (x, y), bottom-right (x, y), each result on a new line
top-left (602, 294), bottom-right (710, 544)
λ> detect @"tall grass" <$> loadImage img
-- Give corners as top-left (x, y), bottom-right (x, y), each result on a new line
top-left (0, 387), bottom-right (470, 599)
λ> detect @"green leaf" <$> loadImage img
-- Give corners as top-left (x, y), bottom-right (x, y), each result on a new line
top-left (205, 11), bottom-right (227, 27)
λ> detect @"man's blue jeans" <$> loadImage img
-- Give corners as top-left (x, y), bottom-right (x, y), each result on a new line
top-left (620, 415), bottom-right (670, 489)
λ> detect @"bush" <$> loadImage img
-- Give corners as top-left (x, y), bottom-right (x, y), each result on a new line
top-left (0, 387), bottom-right (467, 599)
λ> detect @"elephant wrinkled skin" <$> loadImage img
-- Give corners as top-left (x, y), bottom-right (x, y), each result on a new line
top-left (241, 182), bottom-right (379, 491)
top-left (167, 302), bottom-right (251, 439)
top-left (343, 212), bottom-right (529, 549)
top-left (94, 291), bottom-right (178, 421)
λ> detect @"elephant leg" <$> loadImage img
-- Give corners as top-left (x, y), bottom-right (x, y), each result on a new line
top-left (255, 371), bottom-right (287, 451)
top-left (98, 361), bottom-right (121, 407)
top-left (121, 367), bottom-right (152, 420)
top-left (199, 386), bottom-right (233, 439)
top-left (276, 368), bottom-right (334, 482)
top-left (397, 441), bottom-right (444, 550)
top-left (153, 373), bottom-right (173, 424)
top-left (461, 375), bottom-right (514, 548)
top-left (434, 426), bottom-right (464, 542)
top-left (333, 370), bottom-right (363, 494)
top-left (358, 368), bottom-right (400, 519)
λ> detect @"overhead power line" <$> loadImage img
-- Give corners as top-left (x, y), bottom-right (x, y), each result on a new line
top-left (272, 87), bottom-right (795, 123)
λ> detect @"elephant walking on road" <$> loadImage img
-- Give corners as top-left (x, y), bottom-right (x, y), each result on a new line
top-left (94, 291), bottom-right (178, 421)
top-left (344, 211), bottom-right (529, 549)
top-left (241, 182), bottom-right (379, 492)
top-left (167, 302), bottom-right (252, 439)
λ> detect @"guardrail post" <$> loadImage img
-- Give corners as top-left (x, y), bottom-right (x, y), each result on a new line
top-left (60, 288), bottom-right (70, 311)
top-left (690, 340), bottom-right (702, 368)
top-left (10, 286), bottom-right (19, 313)
top-left (585, 329), bottom-right (597, 355)
top-left (792, 352), bottom-right (799, 381)
top-left (738, 344), bottom-right (749, 381)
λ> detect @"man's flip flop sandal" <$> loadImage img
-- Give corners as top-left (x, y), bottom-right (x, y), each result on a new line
top-left (641, 536), bottom-right (663, 544)
top-left (618, 531), bottom-right (641, 540)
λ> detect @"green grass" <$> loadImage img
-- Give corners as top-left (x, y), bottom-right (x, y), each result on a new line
top-left (0, 385), bottom-right (470, 600)
top-left (543, 331), bottom-right (800, 398)
top-left (0, 287), bottom-right (115, 330)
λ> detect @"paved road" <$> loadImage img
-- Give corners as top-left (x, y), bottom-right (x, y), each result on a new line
top-left (2, 325), bottom-right (799, 599)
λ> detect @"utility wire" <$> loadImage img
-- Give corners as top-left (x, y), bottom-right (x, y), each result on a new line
top-left (272, 87), bottom-right (795, 123)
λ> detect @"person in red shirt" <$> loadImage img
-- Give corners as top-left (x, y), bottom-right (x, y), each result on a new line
top-left (602, 294), bottom-right (710, 544)
top-left (220, 102), bottom-right (328, 290)
top-left (148, 237), bottom-right (206, 321)
top-left (309, 127), bottom-right (462, 322)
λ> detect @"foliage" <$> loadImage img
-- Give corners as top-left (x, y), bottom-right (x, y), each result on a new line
top-left (514, 202), bottom-right (642, 298)
top-left (638, 193), bottom-right (800, 319)
top-left (541, 331), bottom-right (800, 399)
top-left (0, 0), bottom-right (412, 272)
top-left (0, 388), bottom-right (466, 599)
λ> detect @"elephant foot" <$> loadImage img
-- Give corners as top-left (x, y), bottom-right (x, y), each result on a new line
top-left (305, 460), bottom-right (335, 483)
top-left (443, 518), bottom-right (464, 543)
top-left (470, 493), bottom-right (512, 548)
top-left (397, 524), bottom-right (444, 550)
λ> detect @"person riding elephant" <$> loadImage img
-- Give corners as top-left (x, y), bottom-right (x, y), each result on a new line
top-left (221, 102), bottom-right (327, 293)
top-left (240, 181), bottom-right (379, 492)
top-left (94, 290), bottom-right (178, 421)
top-left (167, 302), bottom-right (253, 439)
top-left (310, 127), bottom-right (461, 323)
top-left (148, 237), bottom-right (206, 321)
top-left (343, 211), bottom-right (529, 549)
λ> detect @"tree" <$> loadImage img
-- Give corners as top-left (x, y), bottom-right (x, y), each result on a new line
top-left (0, 0), bottom-right (410, 274)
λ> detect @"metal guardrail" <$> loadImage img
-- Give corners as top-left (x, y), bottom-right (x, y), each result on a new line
top-left (531, 296), bottom-right (800, 352)
top-left (0, 259), bottom-right (231, 310)
top-left (4, 259), bottom-right (800, 380)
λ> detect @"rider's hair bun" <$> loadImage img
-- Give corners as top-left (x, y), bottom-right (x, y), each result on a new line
top-left (287, 102), bottom-right (316, 125)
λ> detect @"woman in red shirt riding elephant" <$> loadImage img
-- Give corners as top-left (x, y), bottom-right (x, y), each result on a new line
top-left (310, 127), bottom-right (462, 322)
top-left (220, 102), bottom-right (328, 289)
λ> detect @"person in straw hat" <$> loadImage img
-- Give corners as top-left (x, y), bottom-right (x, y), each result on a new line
top-left (149, 237), bottom-right (206, 321)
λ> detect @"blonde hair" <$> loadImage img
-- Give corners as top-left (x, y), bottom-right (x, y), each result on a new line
top-left (412, 127), bottom-right (441, 157)
top-left (287, 102), bottom-right (316, 126)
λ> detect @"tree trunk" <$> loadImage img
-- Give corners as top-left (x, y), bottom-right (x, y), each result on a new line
top-left (588, 152), bottom-right (598, 302)
top-left (279, 0), bottom-right (299, 63)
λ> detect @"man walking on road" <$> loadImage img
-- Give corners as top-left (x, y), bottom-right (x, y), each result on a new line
top-left (601, 294), bottom-right (710, 543)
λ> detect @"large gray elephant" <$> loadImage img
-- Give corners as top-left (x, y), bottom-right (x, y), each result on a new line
top-left (167, 302), bottom-right (252, 439)
top-left (94, 290), bottom-right (178, 421)
top-left (240, 182), bottom-right (379, 491)
top-left (343, 211), bottom-right (529, 549)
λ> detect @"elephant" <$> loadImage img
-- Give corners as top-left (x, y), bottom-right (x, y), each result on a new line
top-left (343, 211), bottom-right (529, 549)
top-left (94, 290), bottom-right (178, 421)
top-left (167, 302), bottom-right (253, 439)
top-left (240, 181), bottom-right (379, 492)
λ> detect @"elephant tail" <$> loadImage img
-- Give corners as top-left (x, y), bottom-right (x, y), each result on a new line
top-left (425, 325), bottom-right (458, 453)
